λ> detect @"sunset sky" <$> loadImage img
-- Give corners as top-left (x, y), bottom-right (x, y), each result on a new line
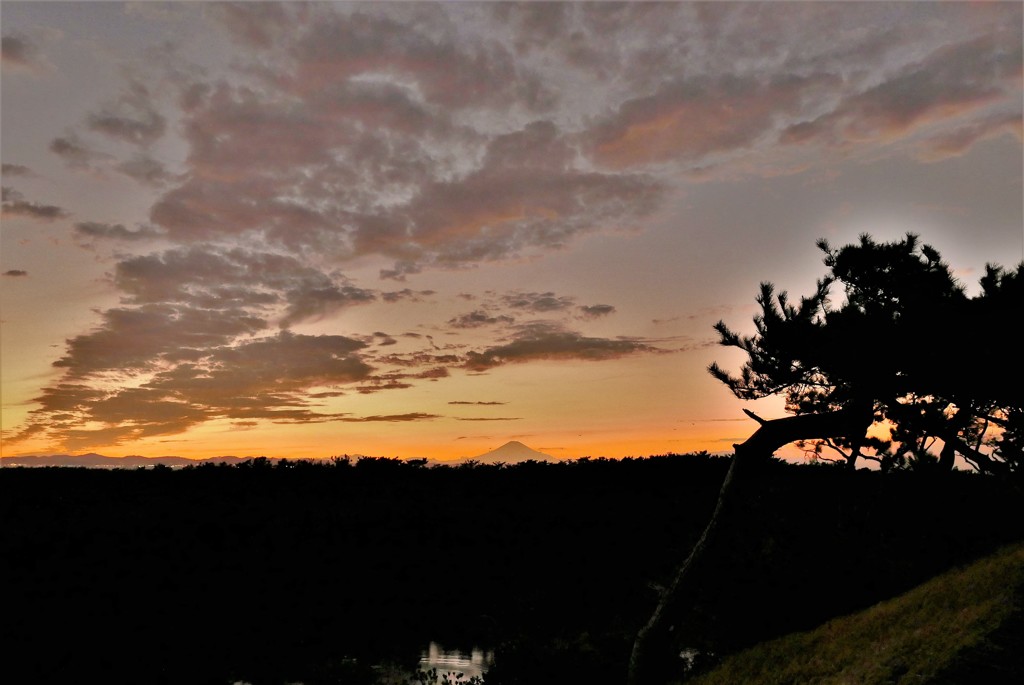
top-left (2, 1), bottom-right (1021, 462)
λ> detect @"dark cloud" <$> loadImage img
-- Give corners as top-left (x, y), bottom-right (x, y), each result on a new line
top-left (308, 390), bottom-right (347, 399)
top-left (372, 332), bottom-right (398, 346)
top-left (75, 221), bottom-right (164, 242)
top-left (50, 133), bottom-right (106, 170)
top-left (447, 310), bottom-right (516, 329)
top-left (356, 379), bottom-right (414, 394)
top-left (352, 358), bottom-right (450, 391)
top-left (279, 281), bottom-right (376, 329)
top-left (53, 304), bottom-right (267, 378)
top-left (116, 154), bottom-right (172, 186)
top-left (447, 291), bottom-right (619, 331)
top-left (11, 330), bottom-right (377, 449)
top-left (113, 247), bottom-right (375, 328)
top-left (1, 187), bottom-right (68, 221)
top-left (374, 351), bottom-right (461, 368)
top-left (464, 322), bottom-right (659, 371)
top-left (448, 401), bottom-right (507, 406)
top-left (578, 304), bottom-right (616, 319)
top-left (1, 33), bottom-right (37, 70)
top-left (503, 290), bottom-right (575, 313)
top-left (382, 289), bottom-right (436, 303)
top-left (87, 82), bottom-right (167, 146)
top-left (1, 163), bottom-right (33, 177)
top-left (3, 270), bottom-right (29, 277)
top-left (145, 331), bottom-right (372, 415)
top-left (414, 366), bottom-right (449, 380)
top-left (338, 413), bottom-right (439, 422)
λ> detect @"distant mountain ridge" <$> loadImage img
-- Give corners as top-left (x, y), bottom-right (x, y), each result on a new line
top-left (0, 453), bottom-right (265, 468)
top-left (467, 440), bottom-right (557, 464)
top-left (2, 442), bottom-right (559, 468)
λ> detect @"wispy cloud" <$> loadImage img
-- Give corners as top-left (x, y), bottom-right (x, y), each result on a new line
top-left (50, 133), bottom-right (108, 170)
top-left (1, 163), bottom-right (33, 177)
top-left (87, 82), bottom-right (167, 146)
top-left (1, 187), bottom-right (68, 221)
top-left (1, 32), bottom-right (42, 72)
top-left (75, 221), bottom-right (164, 242)
top-left (464, 322), bottom-right (660, 371)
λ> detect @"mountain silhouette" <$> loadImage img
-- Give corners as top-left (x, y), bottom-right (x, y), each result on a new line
top-left (469, 440), bottom-right (556, 464)
top-left (0, 453), bottom-right (256, 468)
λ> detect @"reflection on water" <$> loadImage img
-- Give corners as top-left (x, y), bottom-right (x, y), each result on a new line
top-left (418, 641), bottom-right (495, 682)
top-left (232, 641), bottom-right (496, 685)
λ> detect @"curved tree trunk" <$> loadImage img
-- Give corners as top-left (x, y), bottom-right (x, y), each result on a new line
top-left (626, 409), bottom-right (872, 685)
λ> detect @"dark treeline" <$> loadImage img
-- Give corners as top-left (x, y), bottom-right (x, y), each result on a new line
top-left (3, 454), bottom-right (1023, 684)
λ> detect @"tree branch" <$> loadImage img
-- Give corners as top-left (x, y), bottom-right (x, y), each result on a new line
top-left (627, 407), bottom-right (872, 684)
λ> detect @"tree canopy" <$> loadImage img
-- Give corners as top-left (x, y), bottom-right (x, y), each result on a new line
top-left (708, 233), bottom-right (1023, 475)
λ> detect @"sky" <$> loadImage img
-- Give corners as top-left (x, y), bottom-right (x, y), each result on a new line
top-left (1, 1), bottom-right (1021, 462)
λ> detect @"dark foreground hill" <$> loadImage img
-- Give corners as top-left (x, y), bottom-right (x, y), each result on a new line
top-left (2, 454), bottom-right (1023, 684)
top-left (688, 542), bottom-right (1024, 685)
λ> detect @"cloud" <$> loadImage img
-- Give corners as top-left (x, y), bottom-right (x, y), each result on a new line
top-left (578, 304), bottom-right (616, 319)
top-left (464, 322), bottom-right (660, 371)
top-left (12, 330), bottom-right (377, 449)
top-left (87, 82), bottom-right (167, 146)
top-left (1, 163), bottom-right (33, 177)
top-left (381, 289), bottom-right (436, 303)
top-left (916, 110), bottom-right (1023, 162)
top-left (780, 31), bottom-right (1023, 151)
top-left (446, 290), bottom-right (619, 330)
top-left (368, 124), bottom-right (665, 272)
top-left (589, 72), bottom-right (835, 170)
top-left (278, 5), bottom-right (555, 111)
top-left (113, 246), bottom-right (375, 328)
top-left (53, 304), bottom-right (267, 378)
top-left (1, 187), bottom-right (68, 221)
top-left (448, 401), bottom-right (507, 406)
top-left (2, 33), bottom-right (39, 71)
top-left (370, 332), bottom-right (398, 347)
top-left (50, 133), bottom-right (108, 170)
top-left (551, 2), bottom-right (1021, 175)
top-left (145, 331), bottom-right (372, 414)
top-left (279, 281), bottom-right (376, 329)
top-left (144, 26), bottom-right (665, 274)
top-left (447, 310), bottom-right (516, 329)
top-left (338, 413), bottom-right (438, 422)
top-left (206, 1), bottom-right (298, 49)
top-left (374, 351), bottom-right (461, 368)
top-left (503, 290), bottom-right (576, 313)
top-left (352, 356), bottom-right (452, 393)
top-left (116, 154), bottom-right (173, 186)
top-left (75, 221), bottom-right (164, 242)
top-left (154, 135), bottom-right (663, 270)
top-left (3, 270), bottom-right (28, 277)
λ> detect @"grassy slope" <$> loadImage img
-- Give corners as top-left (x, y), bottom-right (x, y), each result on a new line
top-left (687, 542), bottom-right (1024, 685)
